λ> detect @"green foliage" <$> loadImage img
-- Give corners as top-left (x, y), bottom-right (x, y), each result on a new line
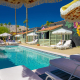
top-left (23, 20), bottom-right (26, 24)
top-left (8, 22), bottom-right (11, 25)
top-left (17, 25), bottom-right (19, 28)
top-left (42, 21), bottom-right (54, 27)
top-left (0, 23), bottom-right (3, 26)
top-left (0, 26), bottom-right (10, 34)
top-left (19, 29), bottom-right (21, 32)
top-left (50, 21), bottom-right (54, 23)
top-left (46, 21), bottom-right (50, 27)
top-left (41, 24), bottom-right (43, 26)
top-left (4, 23), bottom-right (7, 26)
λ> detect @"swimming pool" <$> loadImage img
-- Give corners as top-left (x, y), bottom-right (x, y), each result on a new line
top-left (0, 45), bottom-right (64, 70)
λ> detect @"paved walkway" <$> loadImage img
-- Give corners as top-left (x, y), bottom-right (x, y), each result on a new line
top-left (19, 43), bottom-right (80, 57)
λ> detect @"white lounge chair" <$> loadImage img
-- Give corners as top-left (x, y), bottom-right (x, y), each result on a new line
top-left (8, 40), bottom-right (18, 45)
top-left (51, 40), bottom-right (64, 49)
top-left (26, 41), bottom-right (34, 44)
top-left (27, 39), bottom-right (38, 45)
top-left (0, 65), bottom-right (42, 80)
top-left (0, 40), bottom-right (5, 45)
top-left (8, 42), bottom-right (18, 45)
top-left (56, 40), bottom-right (72, 50)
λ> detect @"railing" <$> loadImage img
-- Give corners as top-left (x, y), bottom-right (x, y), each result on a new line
top-left (39, 39), bottom-right (50, 46)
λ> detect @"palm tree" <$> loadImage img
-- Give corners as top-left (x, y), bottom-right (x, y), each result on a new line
top-left (17, 25), bottom-right (19, 32)
top-left (23, 18), bottom-right (28, 42)
top-left (0, 23), bottom-right (3, 26)
top-left (23, 20), bottom-right (26, 31)
top-left (19, 29), bottom-right (21, 32)
top-left (4, 23), bottom-right (7, 27)
top-left (50, 21), bottom-right (54, 23)
top-left (46, 21), bottom-right (50, 27)
top-left (8, 22), bottom-right (11, 30)
top-left (23, 20), bottom-right (26, 27)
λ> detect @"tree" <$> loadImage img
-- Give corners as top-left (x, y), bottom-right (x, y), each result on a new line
top-left (0, 23), bottom-right (3, 26)
top-left (50, 21), bottom-right (54, 23)
top-left (4, 23), bottom-right (7, 27)
top-left (41, 24), bottom-right (43, 27)
top-left (0, 26), bottom-right (10, 34)
top-left (23, 20), bottom-right (26, 27)
top-left (17, 25), bottom-right (19, 32)
top-left (46, 21), bottom-right (50, 27)
top-left (8, 22), bottom-right (11, 30)
top-left (19, 29), bottom-right (21, 32)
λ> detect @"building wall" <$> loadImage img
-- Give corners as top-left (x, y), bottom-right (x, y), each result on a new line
top-left (51, 20), bottom-right (80, 47)
top-left (62, 21), bottom-right (80, 47)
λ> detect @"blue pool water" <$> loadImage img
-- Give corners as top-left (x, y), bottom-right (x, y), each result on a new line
top-left (0, 46), bottom-right (64, 70)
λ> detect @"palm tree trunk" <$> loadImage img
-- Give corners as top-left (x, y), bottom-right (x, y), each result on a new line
top-left (26, 7), bottom-right (28, 42)
top-left (15, 8), bottom-right (17, 40)
top-left (9, 25), bottom-right (10, 31)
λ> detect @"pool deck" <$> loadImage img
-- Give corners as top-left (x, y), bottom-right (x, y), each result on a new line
top-left (19, 43), bottom-right (80, 57)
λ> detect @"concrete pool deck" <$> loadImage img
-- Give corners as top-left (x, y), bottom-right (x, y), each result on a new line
top-left (19, 43), bottom-right (80, 57)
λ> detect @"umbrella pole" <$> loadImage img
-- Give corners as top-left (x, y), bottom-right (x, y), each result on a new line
top-left (26, 7), bottom-right (28, 42)
top-left (15, 8), bottom-right (17, 41)
top-left (61, 34), bottom-right (62, 45)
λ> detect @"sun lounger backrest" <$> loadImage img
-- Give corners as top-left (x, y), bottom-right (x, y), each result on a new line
top-left (57, 40), bottom-right (64, 45)
top-left (34, 39), bottom-right (38, 42)
top-left (63, 40), bottom-right (71, 46)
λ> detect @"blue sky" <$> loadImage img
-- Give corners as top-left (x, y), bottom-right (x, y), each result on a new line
top-left (0, 0), bottom-right (73, 28)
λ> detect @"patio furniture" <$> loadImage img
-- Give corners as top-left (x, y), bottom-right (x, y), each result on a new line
top-left (70, 55), bottom-right (80, 62)
top-left (50, 58), bottom-right (80, 80)
top-left (0, 65), bottom-right (42, 80)
top-left (26, 39), bottom-right (38, 45)
top-left (8, 40), bottom-right (18, 45)
top-left (56, 40), bottom-right (72, 50)
top-left (45, 71), bottom-right (63, 80)
top-left (51, 40), bottom-right (65, 49)
top-left (0, 40), bottom-right (5, 45)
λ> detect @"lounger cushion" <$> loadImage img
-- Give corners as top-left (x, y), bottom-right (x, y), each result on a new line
top-left (50, 58), bottom-right (80, 78)
top-left (0, 65), bottom-right (42, 80)
top-left (70, 55), bottom-right (80, 62)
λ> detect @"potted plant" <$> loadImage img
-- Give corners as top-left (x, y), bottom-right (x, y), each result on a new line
top-left (37, 41), bottom-right (40, 46)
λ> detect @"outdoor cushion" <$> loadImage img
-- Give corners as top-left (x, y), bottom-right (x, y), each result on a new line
top-left (0, 65), bottom-right (42, 80)
top-left (70, 55), bottom-right (80, 62)
top-left (50, 58), bottom-right (80, 78)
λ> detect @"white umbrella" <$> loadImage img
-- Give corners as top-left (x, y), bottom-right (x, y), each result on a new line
top-left (52, 28), bottom-right (72, 35)
top-left (27, 32), bottom-right (38, 36)
top-left (52, 28), bottom-right (72, 44)
top-left (1, 33), bottom-right (11, 36)
top-left (27, 32), bottom-right (38, 41)
top-left (15, 34), bottom-right (21, 37)
top-left (0, 34), bottom-right (3, 37)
